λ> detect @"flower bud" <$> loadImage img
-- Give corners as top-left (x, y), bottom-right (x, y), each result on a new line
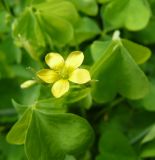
top-left (20, 80), bottom-right (36, 89)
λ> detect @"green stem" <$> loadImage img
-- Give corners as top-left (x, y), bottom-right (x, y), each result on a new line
top-left (73, 31), bottom-right (80, 50)
top-left (95, 97), bottom-right (124, 121)
top-left (109, 97), bottom-right (124, 109)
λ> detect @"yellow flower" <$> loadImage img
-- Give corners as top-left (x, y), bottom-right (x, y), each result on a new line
top-left (37, 51), bottom-right (91, 98)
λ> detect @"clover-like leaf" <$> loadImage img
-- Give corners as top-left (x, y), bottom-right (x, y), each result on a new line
top-left (25, 110), bottom-right (94, 160)
top-left (91, 39), bottom-right (151, 103)
top-left (35, 0), bottom-right (78, 46)
top-left (101, 0), bottom-right (151, 31)
top-left (7, 98), bottom-right (94, 160)
top-left (7, 97), bottom-right (65, 144)
top-left (13, 0), bottom-right (78, 58)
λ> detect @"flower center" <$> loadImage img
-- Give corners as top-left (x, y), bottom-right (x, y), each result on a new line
top-left (58, 67), bottom-right (70, 79)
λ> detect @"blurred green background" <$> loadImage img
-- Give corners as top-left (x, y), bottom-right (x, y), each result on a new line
top-left (1, 0), bottom-right (155, 160)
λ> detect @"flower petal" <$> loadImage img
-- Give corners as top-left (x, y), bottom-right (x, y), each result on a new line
top-left (45, 53), bottom-right (64, 70)
top-left (52, 79), bottom-right (69, 98)
top-left (69, 68), bottom-right (91, 84)
top-left (65, 51), bottom-right (84, 70)
top-left (37, 69), bottom-right (59, 83)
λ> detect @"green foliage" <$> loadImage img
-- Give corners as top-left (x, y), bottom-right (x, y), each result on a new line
top-left (25, 111), bottom-right (93, 160)
top-left (7, 100), bottom-right (93, 160)
top-left (91, 38), bottom-right (151, 103)
top-left (71, 17), bottom-right (101, 45)
top-left (97, 125), bottom-right (137, 160)
top-left (13, 0), bottom-right (78, 59)
top-left (1, 0), bottom-right (155, 160)
top-left (102, 0), bottom-right (151, 31)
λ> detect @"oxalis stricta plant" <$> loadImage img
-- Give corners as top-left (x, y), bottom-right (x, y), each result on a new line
top-left (1, 0), bottom-right (155, 160)
top-left (6, 30), bottom-right (151, 160)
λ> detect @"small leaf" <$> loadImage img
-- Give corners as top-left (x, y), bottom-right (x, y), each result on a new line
top-left (7, 107), bottom-right (33, 145)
